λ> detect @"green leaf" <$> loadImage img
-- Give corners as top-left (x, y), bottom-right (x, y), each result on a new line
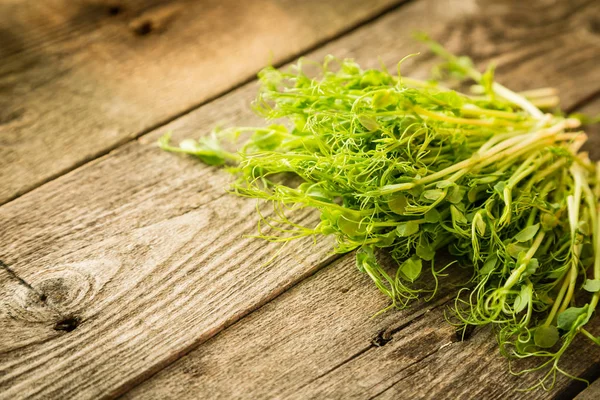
top-left (424, 209), bottom-right (441, 223)
top-left (372, 90), bottom-right (398, 109)
top-left (514, 285), bottom-right (532, 313)
top-left (472, 175), bottom-right (499, 185)
top-left (374, 231), bottom-right (396, 248)
top-left (506, 243), bottom-right (528, 258)
top-left (534, 325), bottom-right (559, 348)
top-left (360, 69), bottom-right (390, 88)
top-left (537, 292), bottom-right (554, 306)
top-left (341, 59), bottom-right (361, 75)
top-left (396, 221), bottom-right (420, 237)
top-left (467, 187), bottom-right (480, 203)
top-left (451, 205), bottom-right (467, 225)
top-left (399, 256), bottom-right (423, 282)
top-left (479, 254), bottom-right (498, 275)
top-left (433, 91), bottom-right (465, 109)
top-left (422, 223), bottom-right (437, 233)
top-left (583, 279), bottom-right (600, 293)
top-left (159, 133), bottom-right (230, 166)
top-left (299, 183), bottom-right (332, 203)
top-left (447, 186), bottom-right (466, 204)
top-left (435, 180), bottom-right (455, 189)
top-left (493, 181), bottom-right (506, 196)
top-left (480, 63), bottom-right (496, 98)
top-left (474, 213), bottom-right (486, 236)
top-left (540, 213), bottom-right (559, 231)
top-left (358, 116), bottom-right (379, 131)
top-left (388, 195), bottom-right (408, 215)
top-left (416, 242), bottom-right (435, 261)
top-left (409, 184), bottom-right (424, 197)
top-left (578, 220), bottom-right (590, 236)
top-left (338, 215), bottom-right (367, 237)
top-left (514, 224), bottom-right (540, 242)
top-left (355, 246), bottom-right (376, 272)
top-left (524, 258), bottom-right (539, 277)
top-left (422, 189), bottom-right (444, 201)
top-left (557, 306), bottom-right (589, 331)
top-left (251, 125), bottom-right (287, 150)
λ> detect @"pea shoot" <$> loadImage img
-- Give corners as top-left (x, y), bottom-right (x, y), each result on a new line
top-left (160, 41), bottom-right (599, 390)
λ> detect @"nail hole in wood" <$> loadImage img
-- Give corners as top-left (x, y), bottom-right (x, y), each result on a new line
top-left (134, 21), bottom-right (153, 36)
top-left (455, 324), bottom-right (475, 342)
top-left (54, 316), bottom-right (81, 332)
top-left (589, 17), bottom-right (600, 34)
top-left (39, 293), bottom-right (47, 302)
top-left (372, 330), bottom-right (392, 347)
top-left (108, 5), bottom-right (122, 16)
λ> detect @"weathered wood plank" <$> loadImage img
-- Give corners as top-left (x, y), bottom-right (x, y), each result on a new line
top-left (0, 0), bottom-right (403, 205)
top-left (0, 81), bottom-right (338, 398)
top-left (298, 311), bottom-right (600, 400)
top-left (1, 0), bottom-right (599, 398)
top-left (370, 322), bottom-right (600, 400)
top-left (122, 253), bottom-right (468, 400)
top-left (580, 97), bottom-right (600, 162)
top-left (123, 254), bottom-right (599, 400)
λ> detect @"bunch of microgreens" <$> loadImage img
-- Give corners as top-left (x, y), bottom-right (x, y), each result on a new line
top-left (160, 38), bottom-right (600, 389)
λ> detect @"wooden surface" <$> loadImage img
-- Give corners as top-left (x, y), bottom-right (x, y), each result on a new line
top-left (125, 255), bottom-right (599, 400)
top-left (0, 0), bottom-right (402, 205)
top-left (1, 0), bottom-right (600, 399)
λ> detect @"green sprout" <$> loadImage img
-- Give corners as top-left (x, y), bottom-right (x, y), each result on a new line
top-left (160, 40), bottom-right (600, 390)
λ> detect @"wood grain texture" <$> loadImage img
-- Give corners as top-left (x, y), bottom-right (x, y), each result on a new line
top-left (370, 321), bottom-right (600, 400)
top-left (0, 80), bottom-right (340, 399)
top-left (123, 253), bottom-right (469, 400)
top-left (125, 255), bottom-right (598, 400)
top-left (1, 0), bottom-right (600, 399)
top-left (580, 97), bottom-right (600, 162)
top-left (0, 0), bottom-right (403, 205)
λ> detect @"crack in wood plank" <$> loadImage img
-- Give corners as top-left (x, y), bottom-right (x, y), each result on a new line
top-left (292, 290), bottom-right (459, 395)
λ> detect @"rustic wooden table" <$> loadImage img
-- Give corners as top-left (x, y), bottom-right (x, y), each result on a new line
top-left (1, 0), bottom-right (600, 399)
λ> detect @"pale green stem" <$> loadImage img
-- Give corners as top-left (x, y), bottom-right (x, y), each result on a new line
top-left (544, 274), bottom-right (571, 327)
top-left (504, 231), bottom-right (546, 290)
top-left (492, 82), bottom-right (544, 119)
top-left (557, 168), bottom-right (585, 315)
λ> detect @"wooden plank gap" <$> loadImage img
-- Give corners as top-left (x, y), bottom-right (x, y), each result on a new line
top-left (556, 363), bottom-right (600, 400)
top-left (574, 371), bottom-right (600, 400)
top-left (566, 87), bottom-right (600, 114)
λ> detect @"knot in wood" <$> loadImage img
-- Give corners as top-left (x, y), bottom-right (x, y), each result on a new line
top-left (11, 259), bottom-right (119, 317)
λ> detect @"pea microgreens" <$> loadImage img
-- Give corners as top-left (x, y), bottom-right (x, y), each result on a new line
top-left (160, 39), bottom-right (600, 390)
